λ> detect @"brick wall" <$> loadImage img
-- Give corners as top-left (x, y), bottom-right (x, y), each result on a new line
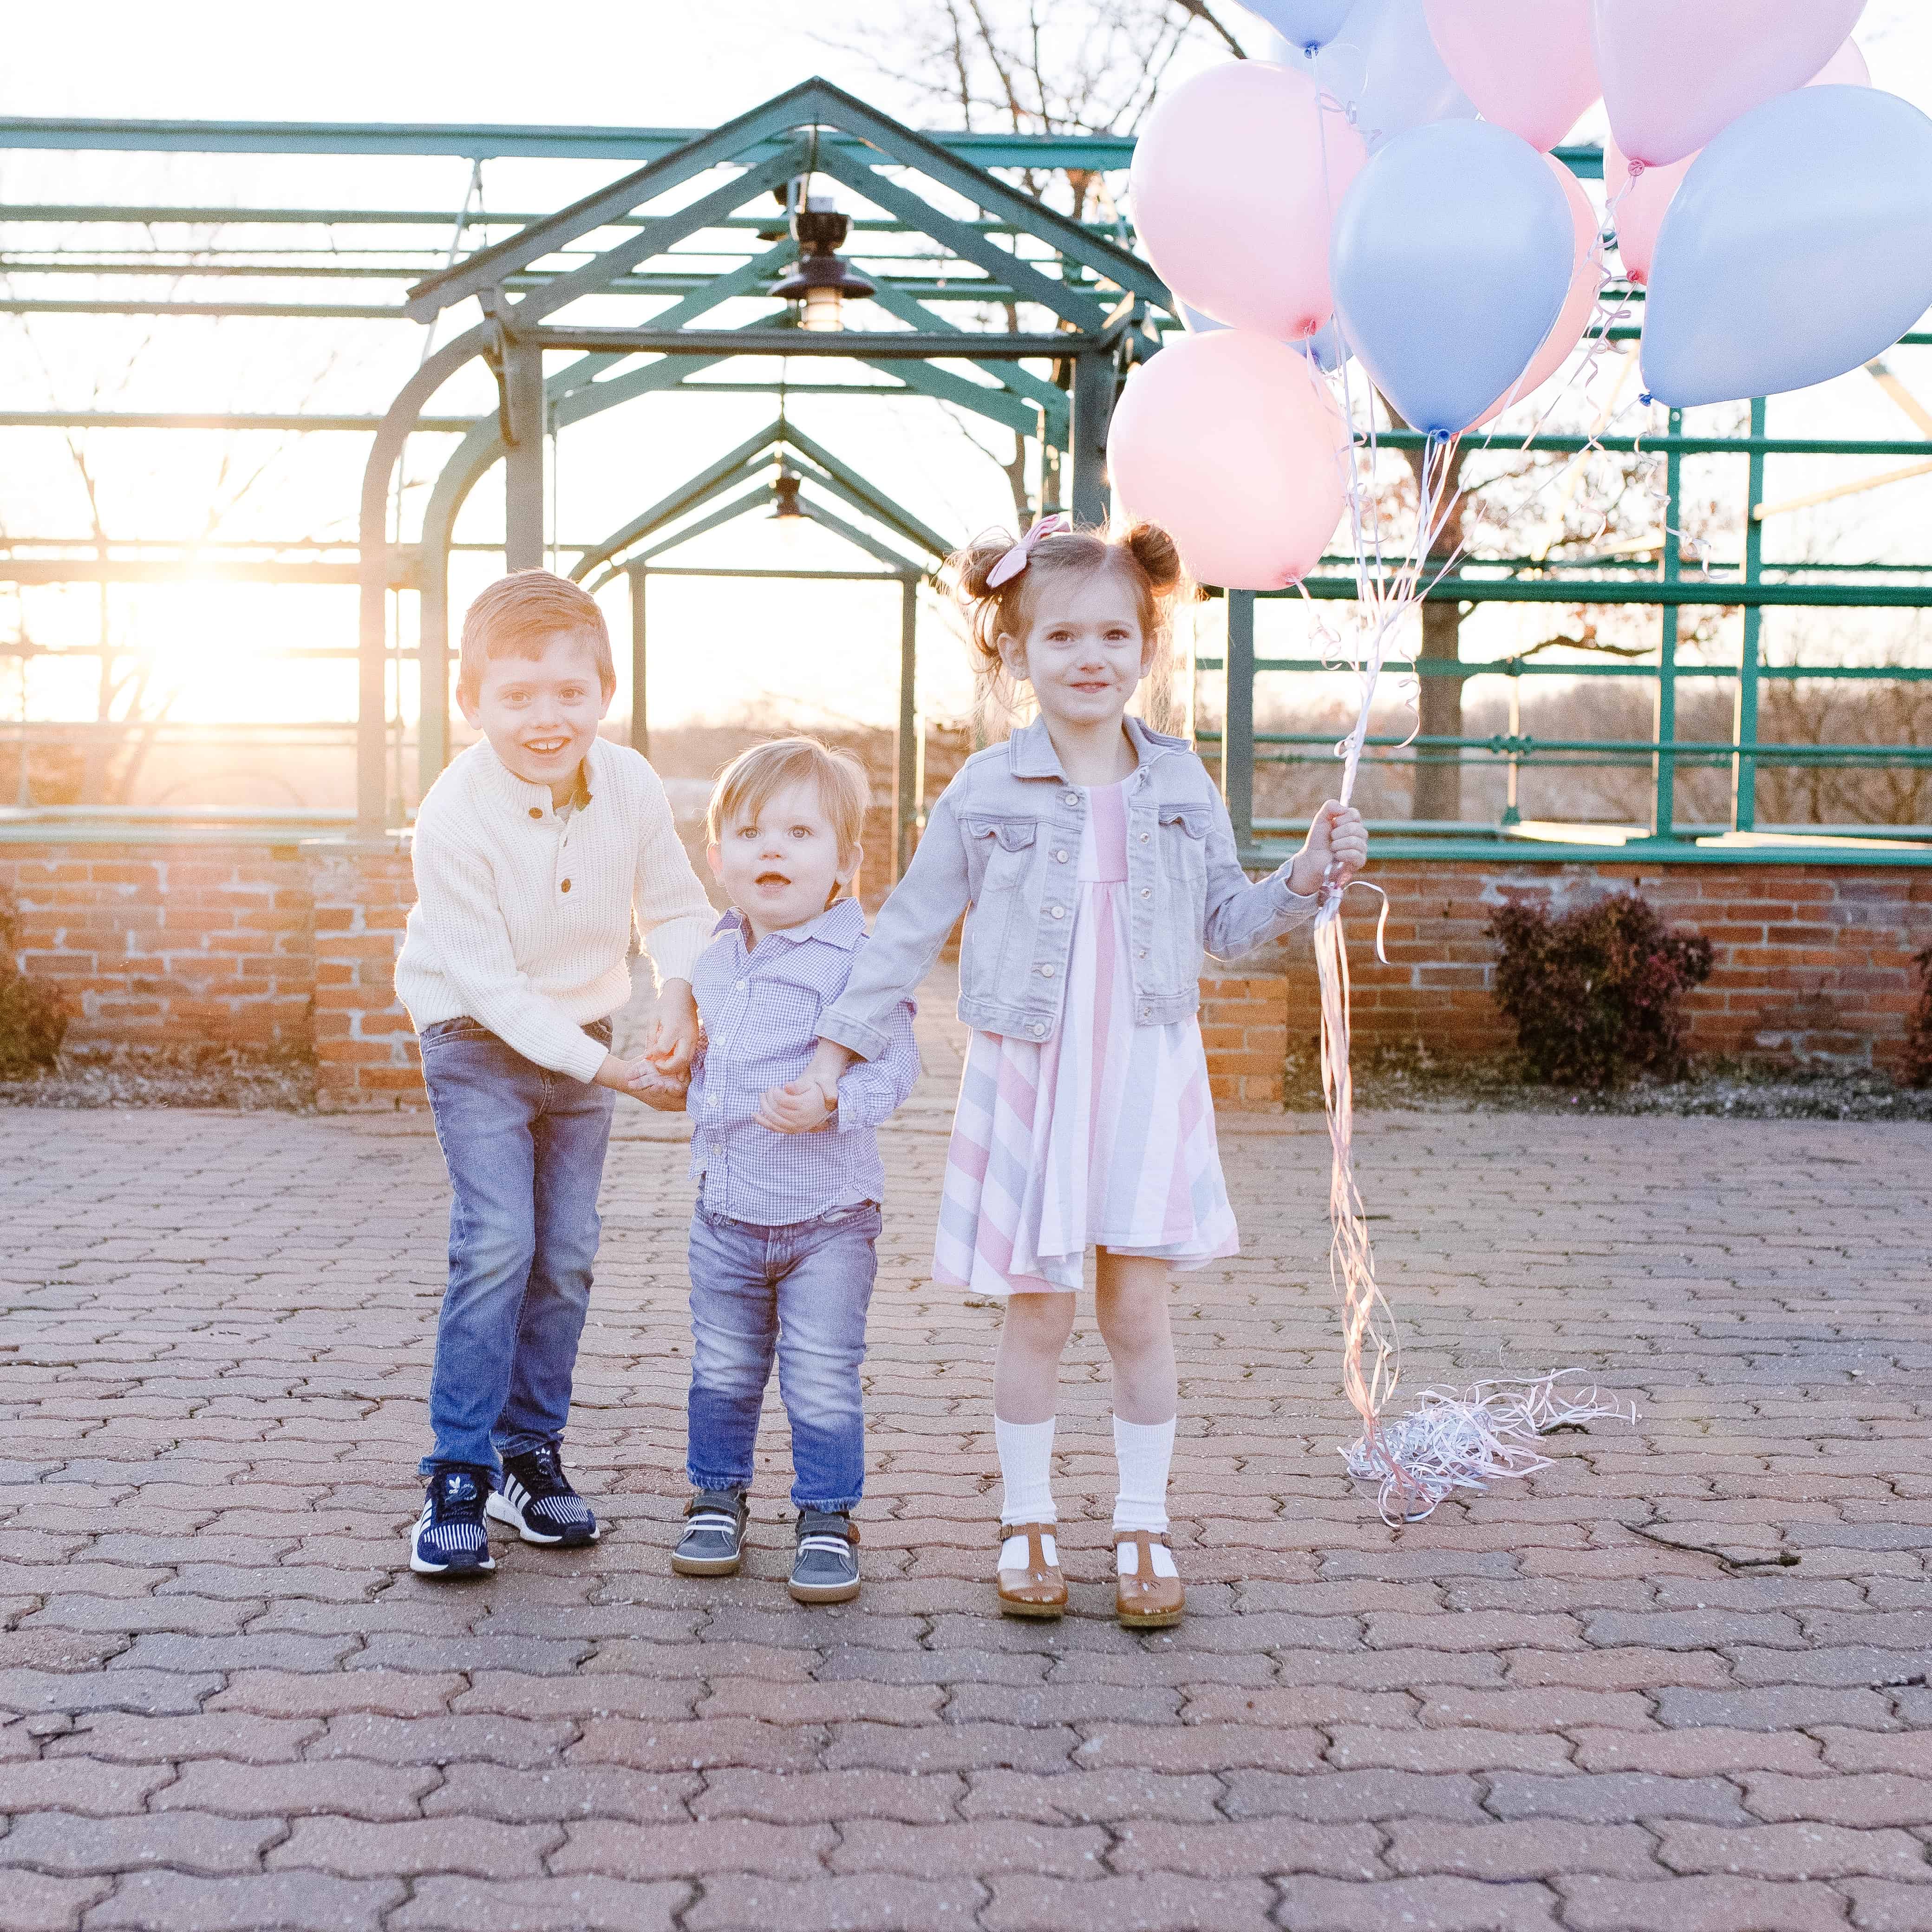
top-left (305, 839), bottom-right (421, 1110)
top-left (0, 842), bottom-right (313, 1050)
top-left (1205, 858), bottom-right (1932, 1107)
top-left (7, 838), bottom-right (1930, 1111)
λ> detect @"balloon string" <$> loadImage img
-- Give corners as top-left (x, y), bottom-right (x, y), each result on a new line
top-left (1302, 164), bottom-right (1636, 1521)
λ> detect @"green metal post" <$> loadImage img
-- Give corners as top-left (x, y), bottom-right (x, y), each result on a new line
top-left (1733, 395), bottom-right (1766, 830)
top-left (629, 566), bottom-right (649, 758)
top-left (897, 575), bottom-right (921, 880)
top-left (1224, 590), bottom-right (1255, 850)
top-left (504, 337), bottom-right (545, 570)
top-left (1653, 407), bottom-right (1683, 838)
top-left (1070, 352), bottom-right (1113, 527)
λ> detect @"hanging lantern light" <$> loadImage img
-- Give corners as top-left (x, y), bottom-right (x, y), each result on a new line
top-left (771, 193), bottom-right (876, 333)
top-left (770, 470), bottom-right (813, 550)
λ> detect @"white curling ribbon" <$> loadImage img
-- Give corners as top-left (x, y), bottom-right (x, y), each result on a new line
top-left (1310, 423), bottom-right (1633, 1524)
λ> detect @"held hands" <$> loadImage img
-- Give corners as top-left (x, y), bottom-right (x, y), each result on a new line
top-left (592, 1053), bottom-right (689, 1112)
top-left (642, 978), bottom-right (700, 1077)
top-left (1287, 801), bottom-right (1369, 897)
top-left (757, 1077), bottom-right (837, 1135)
top-left (757, 1040), bottom-right (858, 1136)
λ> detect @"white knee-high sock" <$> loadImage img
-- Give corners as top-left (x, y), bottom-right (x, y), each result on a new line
top-left (995, 1416), bottom-right (1057, 1526)
top-left (1112, 1414), bottom-right (1176, 1535)
top-left (996, 1416), bottom-right (1058, 1573)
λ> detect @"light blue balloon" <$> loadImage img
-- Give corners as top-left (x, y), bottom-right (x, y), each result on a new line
top-left (1285, 0), bottom-right (1476, 153)
top-left (1643, 85), bottom-right (1932, 410)
top-left (1180, 299), bottom-right (1353, 373)
top-left (1331, 119), bottom-right (1574, 435)
top-left (1240, 0), bottom-right (1356, 50)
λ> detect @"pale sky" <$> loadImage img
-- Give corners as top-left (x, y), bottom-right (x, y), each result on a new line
top-left (4, 1), bottom-right (1930, 807)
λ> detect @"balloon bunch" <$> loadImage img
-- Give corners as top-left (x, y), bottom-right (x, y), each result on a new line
top-left (1108, 0), bottom-right (1932, 1520)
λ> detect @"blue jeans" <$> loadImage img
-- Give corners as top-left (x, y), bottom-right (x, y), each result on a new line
top-left (418, 1017), bottom-right (615, 1480)
top-left (686, 1201), bottom-right (881, 1513)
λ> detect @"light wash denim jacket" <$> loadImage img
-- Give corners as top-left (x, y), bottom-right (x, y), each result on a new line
top-left (820, 715), bottom-right (1318, 1061)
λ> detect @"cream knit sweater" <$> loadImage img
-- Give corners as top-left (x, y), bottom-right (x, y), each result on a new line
top-left (394, 737), bottom-right (714, 1085)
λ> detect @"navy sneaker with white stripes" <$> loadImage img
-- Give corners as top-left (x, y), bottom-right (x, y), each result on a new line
top-left (789, 1508), bottom-right (860, 1605)
top-left (671, 1488), bottom-right (749, 1576)
top-left (486, 1443), bottom-right (600, 1548)
top-left (410, 1469), bottom-right (495, 1577)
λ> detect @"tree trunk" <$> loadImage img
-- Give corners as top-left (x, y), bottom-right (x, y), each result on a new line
top-left (1404, 440), bottom-right (1468, 823)
top-left (1412, 597), bottom-right (1465, 822)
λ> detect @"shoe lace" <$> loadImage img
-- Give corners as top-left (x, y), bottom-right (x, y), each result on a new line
top-left (435, 1472), bottom-right (483, 1520)
top-left (517, 1445), bottom-right (569, 1495)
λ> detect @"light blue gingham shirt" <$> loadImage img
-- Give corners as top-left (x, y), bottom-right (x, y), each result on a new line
top-left (687, 896), bottom-right (921, 1227)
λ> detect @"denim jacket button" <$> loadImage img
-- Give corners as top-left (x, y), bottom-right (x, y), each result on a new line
top-left (1031, 1022), bottom-right (1047, 1036)
top-left (1050, 906), bottom-right (1064, 919)
top-left (1140, 887), bottom-right (1151, 899)
top-left (1063, 790), bottom-right (1079, 806)
top-left (1054, 850), bottom-right (1068, 862)
top-left (1039, 964), bottom-right (1054, 978)
top-left (1138, 946), bottom-right (1148, 958)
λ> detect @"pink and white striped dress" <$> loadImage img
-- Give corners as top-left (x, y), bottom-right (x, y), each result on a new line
top-left (933, 780), bottom-right (1239, 1297)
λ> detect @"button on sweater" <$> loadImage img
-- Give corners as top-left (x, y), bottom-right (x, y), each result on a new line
top-left (394, 736), bottom-right (714, 1084)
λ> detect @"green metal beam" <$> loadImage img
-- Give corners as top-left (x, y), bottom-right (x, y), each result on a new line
top-left (1281, 576), bottom-right (1932, 608)
top-left (852, 356), bottom-right (1039, 438)
top-left (0, 116), bottom-right (1142, 170)
top-left (0, 296), bottom-right (405, 319)
top-left (0, 411), bottom-right (474, 431)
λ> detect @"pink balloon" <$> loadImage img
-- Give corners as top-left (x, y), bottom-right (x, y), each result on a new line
top-left (1422, 0), bottom-right (1599, 151)
top-left (1606, 38), bottom-right (1868, 284)
top-left (1603, 134), bottom-right (1691, 286)
top-left (1593, 0), bottom-right (1867, 168)
top-left (1108, 331), bottom-right (1350, 590)
top-left (1471, 157), bottom-right (1602, 427)
top-left (1811, 38), bottom-right (1871, 88)
top-left (1129, 62), bottom-right (1367, 340)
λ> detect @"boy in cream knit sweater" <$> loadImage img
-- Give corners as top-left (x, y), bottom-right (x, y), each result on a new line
top-left (394, 569), bottom-right (712, 1578)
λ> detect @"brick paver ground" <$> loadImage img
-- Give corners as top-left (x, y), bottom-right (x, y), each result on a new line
top-left (2, 977), bottom-right (1930, 1931)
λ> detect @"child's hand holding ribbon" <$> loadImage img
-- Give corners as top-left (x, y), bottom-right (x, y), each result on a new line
top-left (1288, 800), bottom-right (1369, 897)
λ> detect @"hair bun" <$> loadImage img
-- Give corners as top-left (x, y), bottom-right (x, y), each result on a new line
top-left (1122, 520), bottom-right (1184, 595)
top-left (948, 530), bottom-right (1019, 606)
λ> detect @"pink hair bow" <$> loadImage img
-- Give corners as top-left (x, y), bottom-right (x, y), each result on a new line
top-left (985, 513), bottom-right (1069, 588)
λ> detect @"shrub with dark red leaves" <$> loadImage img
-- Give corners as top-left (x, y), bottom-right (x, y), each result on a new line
top-left (0, 889), bottom-right (66, 1079)
top-left (1488, 892), bottom-right (1715, 1090)
top-left (1904, 946), bottom-right (1932, 1090)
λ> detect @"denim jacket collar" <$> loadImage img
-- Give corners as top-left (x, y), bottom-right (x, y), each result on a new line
top-left (1004, 713), bottom-right (1187, 785)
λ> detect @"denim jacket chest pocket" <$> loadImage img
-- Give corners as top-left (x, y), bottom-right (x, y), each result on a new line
top-left (959, 814), bottom-right (1043, 1004)
top-left (1146, 803), bottom-right (1214, 992)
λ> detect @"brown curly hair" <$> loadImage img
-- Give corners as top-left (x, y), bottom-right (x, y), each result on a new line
top-left (945, 519), bottom-right (1189, 711)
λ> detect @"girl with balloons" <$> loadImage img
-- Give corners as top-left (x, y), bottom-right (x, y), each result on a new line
top-left (788, 518), bottom-right (1366, 1625)
top-left (1109, 0), bottom-right (1932, 1518)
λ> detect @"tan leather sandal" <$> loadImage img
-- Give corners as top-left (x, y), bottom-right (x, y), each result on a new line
top-left (995, 1521), bottom-right (1066, 1620)
top-left (1115, 1529), bottom-right (1185, 1629)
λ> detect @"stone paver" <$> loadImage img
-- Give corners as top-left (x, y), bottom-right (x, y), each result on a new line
top-left (2, 972), bottom-right (1929, 1928)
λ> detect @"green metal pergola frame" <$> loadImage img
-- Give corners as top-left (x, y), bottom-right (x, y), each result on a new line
top-left (2, 100), bottom-right (1929, 868)
top-left (551, 418), bottom-right (950, 879)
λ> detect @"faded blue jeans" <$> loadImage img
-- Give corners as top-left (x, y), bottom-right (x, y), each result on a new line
top-left (418, 1016), bottom-right (615, 1480)
top-left (686, 1201), bottom-right (881, 1513)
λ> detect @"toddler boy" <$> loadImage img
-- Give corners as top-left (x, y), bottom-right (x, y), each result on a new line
top-left (668, 738), bottom-right (918, 1603)
top-left (394, 568), bottom-right (709, 1577)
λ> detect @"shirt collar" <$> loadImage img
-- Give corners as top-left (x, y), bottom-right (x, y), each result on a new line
top-left (476, 738), bottom-right (597, 815)
top-left (713, 894), bottom-right (866, 952)
top-left (1005, 712), bottom-right (1180, 784)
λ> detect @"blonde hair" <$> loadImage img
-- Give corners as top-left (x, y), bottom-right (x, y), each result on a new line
top-left (707, 737), bottom-right (870, 869)
top-left (458, 569), bottom-right (614, 705)
top-left (945, 518), bottom-right (1190, 729)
